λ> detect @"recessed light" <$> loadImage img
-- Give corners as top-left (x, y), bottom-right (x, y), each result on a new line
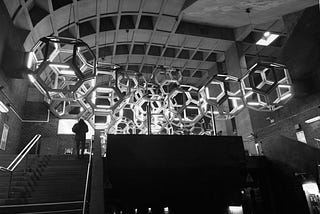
top-left (256, 31), bottom-right (279, 46)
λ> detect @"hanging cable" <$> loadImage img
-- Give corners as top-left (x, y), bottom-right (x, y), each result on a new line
top-left (68, 3), bottom-right (72, 29)
top-left (246, 8), bottom-right (261, 61)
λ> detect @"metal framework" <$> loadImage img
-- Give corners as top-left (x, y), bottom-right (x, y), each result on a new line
top-left (27, 37), bottom-right (293, 135)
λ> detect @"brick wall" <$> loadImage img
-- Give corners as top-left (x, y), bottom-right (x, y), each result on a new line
top-left (20, 117), bottom-right (77, 155)
top-left (20, 112), bottom-right (94, 155)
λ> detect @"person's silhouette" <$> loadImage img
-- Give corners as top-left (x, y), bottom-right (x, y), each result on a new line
top-left (72, 119), bottom-right (88, 158)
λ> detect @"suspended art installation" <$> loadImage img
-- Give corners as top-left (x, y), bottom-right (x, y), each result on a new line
top-left (240, 62), bottom-right (292, 111)
top-left (27, 37), bottom-right (293, 135)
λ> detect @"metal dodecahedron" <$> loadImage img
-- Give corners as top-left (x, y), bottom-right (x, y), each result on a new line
top-left (28, 37), bottom-right (96, 101)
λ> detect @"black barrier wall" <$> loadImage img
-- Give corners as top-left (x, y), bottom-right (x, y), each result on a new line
top-left (104, 135), bottom-right (246, 213)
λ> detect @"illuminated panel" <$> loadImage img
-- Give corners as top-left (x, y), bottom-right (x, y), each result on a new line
top-left (57, 119), bottom-right (94, 139)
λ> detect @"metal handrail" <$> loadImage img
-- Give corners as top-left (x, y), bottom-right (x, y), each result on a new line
top-left (0, 134), bottom-right (41, 197)
top-left (82, 138), bottom-right (93, 214)
top-left (0, 200), bottom-right (83, 214)
top-left (10, 134), bottom-right (41, 171)
top-left (0, 200), bottom-right (82, 208)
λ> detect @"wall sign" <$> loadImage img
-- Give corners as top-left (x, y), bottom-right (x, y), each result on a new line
top-left (0, 123), bottom-right (9, 150)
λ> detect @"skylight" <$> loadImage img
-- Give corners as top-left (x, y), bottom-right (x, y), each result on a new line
top-left (256, 31), bottom-right (279, 46)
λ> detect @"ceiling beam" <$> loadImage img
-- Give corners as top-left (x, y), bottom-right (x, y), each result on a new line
top-left (138, 0), bottom-right (168, 73)
top-left (72, 0), bottom-right (80, 38)
top-left (112, 0), bottom-right (123, 64)
top-left (179, 38), bottom-right (204, 76)
top-left (95, 0), bottom-right (102, 59)
top-left (47, 0), bottom-right (59, 36)
top-left (18, 0), bottom-right (34, 39)
top-left (126, 0), bottom-right (146, 70)
top-left (190, 44), bottom-right (218, 77)
top-left (147, 13), bottom-right (183, 76)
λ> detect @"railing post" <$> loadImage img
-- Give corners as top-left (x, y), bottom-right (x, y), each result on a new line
top-left (25, 155), bottom-right (29, 173)
top-left (89, 130), bottom-right (105, 214)
top-left (8, 171), bottom-right (13, 198)
top-left (35, 138), bottom-right (41, 156)
top-left (147, 102), bottom-right (152, 135)
top-left (210, 106), bottom-right (217, 136)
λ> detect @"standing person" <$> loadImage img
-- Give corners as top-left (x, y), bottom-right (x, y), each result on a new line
top-left (72, 119), bottom-right (88, 158)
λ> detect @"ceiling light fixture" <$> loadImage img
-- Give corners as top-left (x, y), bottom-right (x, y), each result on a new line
top-left (59, 70), bottom-right (75, 75)
top-left (279, 93), bottom-right (292, 101)
top-left (0, 101), bottom-right (9, 113)
top-left (28, 74), bottom-right (36, 83)
top-left (302, 182), bottom-right (320, 195)
top-left (256, 31), bottom-right (279, 46)
top-left (26, 52), bottom-right (34, 69)
top-left (228, 205), bottom-right (243, 213)
top-left (305, 116), bottom-right (320, 124)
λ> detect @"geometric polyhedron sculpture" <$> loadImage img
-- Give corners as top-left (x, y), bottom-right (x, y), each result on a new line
top-left (27, 37), bottom-right (96, 101)
top-left (241, 62), bottom-right (292, 111)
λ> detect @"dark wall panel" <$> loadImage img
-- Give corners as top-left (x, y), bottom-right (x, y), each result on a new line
top-left (0, 1), bottom-right (29, 154)
top-left (105, 135), bottom-right (246, 209)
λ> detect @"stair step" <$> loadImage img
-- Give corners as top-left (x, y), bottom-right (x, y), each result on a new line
top-left (32, 184), bottom-right (85, 190)
top-left (41, 169), bottom-right (87, 173)
top-left (30, 190), bottom-right (84, 195)
top-left (0, 154), bottom-right (89, 211)
top-left (17, 208), bottom-right (82, 214)
top-left (0, 201), bottom-right (83, 214)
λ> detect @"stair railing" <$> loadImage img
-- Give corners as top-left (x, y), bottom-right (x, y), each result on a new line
top-left (0, 134), bottom-right (42, 197)
top-left (82, 138), bottom-right (93, 214)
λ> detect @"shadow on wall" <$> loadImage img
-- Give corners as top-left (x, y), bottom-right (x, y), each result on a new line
top-left (282, 5), bottom-right (320, 97)
top-left (262, 135), bottom-right (320, 178)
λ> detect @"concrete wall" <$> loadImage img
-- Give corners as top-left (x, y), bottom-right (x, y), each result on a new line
top-left (251, 94), bottom-right (320, 148)
top-left (225, 43), bottom-right (257, 154)
top-left (0, 1), bottom-right (75, 155)
top-left (251, 7), bottom-right (320, 148)
top-left (0, 1), bottom-right (29, 154)
top-left (263, 135), bottom-right (320, 177)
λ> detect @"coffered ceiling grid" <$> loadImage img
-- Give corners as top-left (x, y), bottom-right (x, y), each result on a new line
top-left (111, 0), bottom-right (123, 65)
top-left (47, 0), bottom-right (58, 36)
top-left (125, 0), bottom-right (146, 71)
top-left (137, 0), bottom-right (170, 74)
top-left (3, 0), bottom-right (310, 85)
top-left (95, 0), bottom-right (102, 58)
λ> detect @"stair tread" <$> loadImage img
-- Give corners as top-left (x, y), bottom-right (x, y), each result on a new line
top-left (0, 155), bottom-right (89, 209)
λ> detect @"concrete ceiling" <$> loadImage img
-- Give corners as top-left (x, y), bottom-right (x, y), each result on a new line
top-left (183, 0), bottom-right (317, 27)
top-left (1, 0), bottom-right (316, 86)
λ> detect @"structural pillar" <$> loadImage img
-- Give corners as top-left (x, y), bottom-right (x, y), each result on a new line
top-left (225, 42), bottom-right (258, 155)
top-left (89, 130), bottom-right (105, 214)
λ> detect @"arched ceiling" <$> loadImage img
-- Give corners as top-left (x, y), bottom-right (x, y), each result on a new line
top-left (2, 0), bottom-right (316, 86)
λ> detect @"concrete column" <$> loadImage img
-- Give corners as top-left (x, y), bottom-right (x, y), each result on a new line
top-left (89, 130), bottom-right (105, 214)
top-left (225, 43), bottom-right (257, 155)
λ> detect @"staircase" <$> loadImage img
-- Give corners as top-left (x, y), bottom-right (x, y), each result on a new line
top-left (0, 155), bottom-right (88, 214)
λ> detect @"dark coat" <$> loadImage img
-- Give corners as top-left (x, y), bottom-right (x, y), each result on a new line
top-left (72, 120), bottom-right (88, 140)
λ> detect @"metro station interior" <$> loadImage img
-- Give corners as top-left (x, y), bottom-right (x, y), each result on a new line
top-left (0, 0), bottom-right (320, 213)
